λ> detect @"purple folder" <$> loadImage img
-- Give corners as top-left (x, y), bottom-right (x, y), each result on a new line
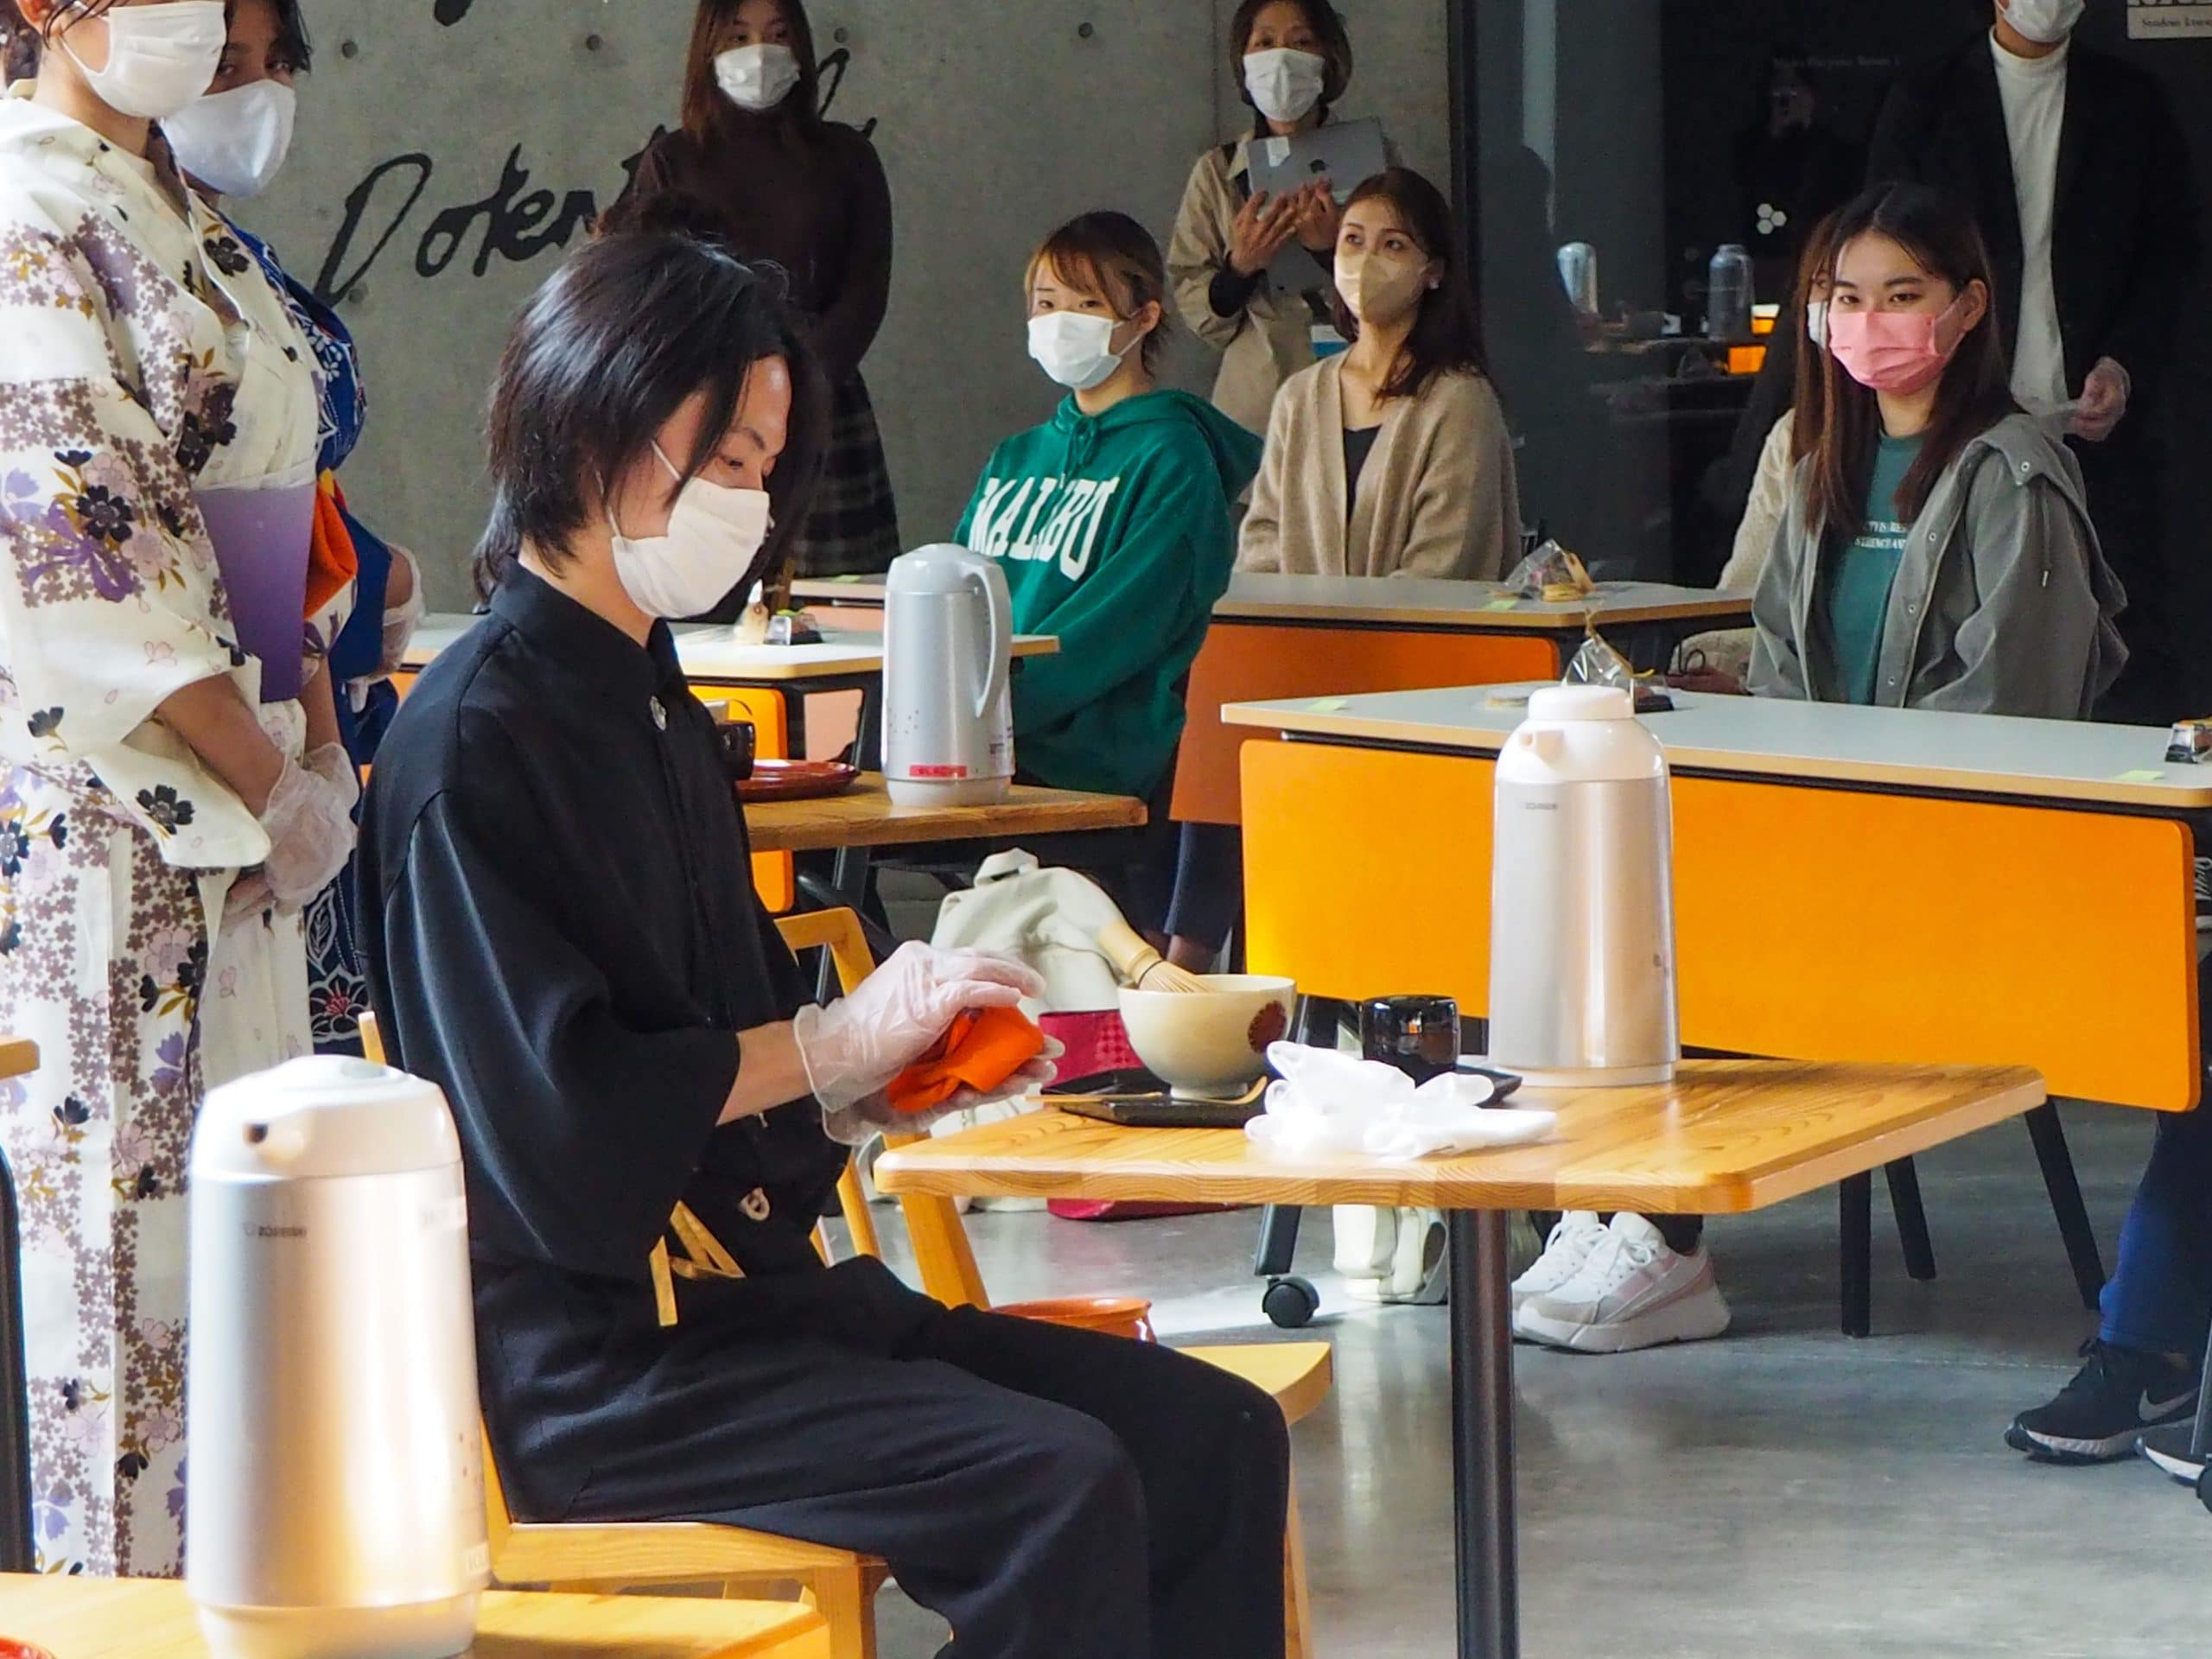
top-left (195, 476), bottom-right (318, 703)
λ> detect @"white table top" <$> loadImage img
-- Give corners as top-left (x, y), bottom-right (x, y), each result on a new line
top-left (405, 613), bottom-right (1056, 682)
top-left (796, 575), bottom-right (1751, 633)
top-left (1222, 683), bottom-right (2212, 810)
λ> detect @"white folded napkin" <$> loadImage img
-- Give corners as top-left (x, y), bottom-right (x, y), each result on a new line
top-left (1245, 1044), bottom-right (1557, 1161)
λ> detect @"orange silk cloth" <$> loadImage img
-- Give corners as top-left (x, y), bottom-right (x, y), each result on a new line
top-left (885, 1006), bottom-right (1047, 1115)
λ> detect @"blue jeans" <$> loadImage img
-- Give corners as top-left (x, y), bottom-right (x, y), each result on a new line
top-left (2100, 1104), bottom-right (2212, 1358)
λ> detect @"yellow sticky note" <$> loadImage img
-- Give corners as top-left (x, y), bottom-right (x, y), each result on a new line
top-left (1484, 598), bottom-right (1520, 612)
top-left (2114, 770), bottom-right (2165, 783)
top-left (1307, 697), bottom-right (1351, 713)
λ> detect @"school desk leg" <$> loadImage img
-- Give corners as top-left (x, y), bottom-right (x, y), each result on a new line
top-left (1449, 1209), bottom-right (1519, 1659)
top-left (1840, 1173), bottom-right (1872, 1338)
top-left (2026, 1102), bottom-right (2107, 1311)
top-left (1885, 1158), bottom-right (1936, 1282)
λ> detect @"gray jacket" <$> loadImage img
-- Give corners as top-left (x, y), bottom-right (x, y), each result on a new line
top-left (1748, 414), bottom-right (2128, 719)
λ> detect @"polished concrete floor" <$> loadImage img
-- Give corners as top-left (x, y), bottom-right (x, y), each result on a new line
top-left (854, 1103), bottom-right (2207, 1658)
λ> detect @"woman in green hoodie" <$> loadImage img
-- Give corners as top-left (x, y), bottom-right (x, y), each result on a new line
top-left (957, 212), bottom-right (1262, 923)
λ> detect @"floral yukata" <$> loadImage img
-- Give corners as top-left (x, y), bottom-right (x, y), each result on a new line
top-left (0, 90), bottom-right (333, 1576)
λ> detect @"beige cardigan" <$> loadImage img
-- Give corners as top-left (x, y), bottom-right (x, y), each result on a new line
top-left (1238, 358), bottom-right (1523, 580)
top-left (1167, 136), bottom-right (1326, 435)
top-left (1678, 410), bottom-right (1795, 677)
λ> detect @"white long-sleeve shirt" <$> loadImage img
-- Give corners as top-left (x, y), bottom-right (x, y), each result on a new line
top-left (1993, 29), bottom-right (2072, 411)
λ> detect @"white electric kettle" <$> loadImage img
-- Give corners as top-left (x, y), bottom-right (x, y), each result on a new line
top-left (883, 543), bottom-right (1014, 807)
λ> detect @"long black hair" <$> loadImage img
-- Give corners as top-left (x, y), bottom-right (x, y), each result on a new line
top-left (474, 230), bottom-right (829, 601)
top-left (1329, 167), bottom-right (1488, 400)
top-left (1809, 181), bottom-right (2014, 540)
top-left (682, 0), bottom-right (823, 139)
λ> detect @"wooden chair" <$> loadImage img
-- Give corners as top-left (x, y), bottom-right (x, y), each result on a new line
top-left (780, 911), bottom-right (1332, 1659)
top-left (359, 1014), bottom-right (889, 1659)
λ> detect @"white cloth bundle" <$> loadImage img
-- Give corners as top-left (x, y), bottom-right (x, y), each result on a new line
top-left (1247, 1044), bottom-right (1558, 1161)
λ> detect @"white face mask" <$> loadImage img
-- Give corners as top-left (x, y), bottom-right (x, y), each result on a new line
top-left (60, 0), bottom-right (227, 122)
top-left (1806, 299), bottom-right (1829, 352)
top-left (2000, 0), bottom-right (2085, 45)
top-left (715, 43), bottom-right (803, 112)
top-left (608, 445), bottom-right (773, 620)
top-left (163, 79), bottom-right (297, 199)
top-left (1244, 47), bottom-right (1328, 124)
top-left (1027, 312), bottom-right (1130, 393)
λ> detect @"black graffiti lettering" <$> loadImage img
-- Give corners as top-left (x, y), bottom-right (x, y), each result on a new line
top-left (815, 48), bottom-right (879, 138)
top-left (417, 147), bottom-right (600, 279)
top-left (313, 152), bottom-right (433, 303)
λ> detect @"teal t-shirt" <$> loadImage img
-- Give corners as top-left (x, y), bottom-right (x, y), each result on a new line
top-left (1820, 434), bottom-right (1923, 704)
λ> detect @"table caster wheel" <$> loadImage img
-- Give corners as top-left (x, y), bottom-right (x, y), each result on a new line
top-left (1262, 1276), bottom-right (1319, 1329)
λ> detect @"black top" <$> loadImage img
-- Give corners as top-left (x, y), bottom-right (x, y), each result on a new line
top-left (614, 118), bottom-right (893, 385)
top-left (1343, 423), bottom-right (1382, 514)
top-left (358, 568), bottom-right (862, 1518)
top-left (1868, 32), bottom-right (2198, 410)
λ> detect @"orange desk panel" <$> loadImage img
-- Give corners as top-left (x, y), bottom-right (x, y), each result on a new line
top-left (1172, 623), bottom-right (1561, 825)
top-left (1242, 739), bottom-right (2201, 1112)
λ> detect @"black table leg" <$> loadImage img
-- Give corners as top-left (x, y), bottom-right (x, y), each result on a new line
top-left (1885, 1158), bottom-right (1936, 1282)
top-left (1840, 1173), bottom-right (1872, 1338)
top-left (1449, 1210), bottom-right (1518, 1659)
top-left (2025, 1102), bottom-right (2107, 1311)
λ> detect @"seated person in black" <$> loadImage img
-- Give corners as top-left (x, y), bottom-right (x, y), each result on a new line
top-left (356, 232), bottom-right (1290, 1659)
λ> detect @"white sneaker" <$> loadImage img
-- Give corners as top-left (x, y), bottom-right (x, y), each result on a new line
top-left (1513, 1213), bottom-right (1732, 1353)
top-left (1510, 1211), bottom-right (1608, 1315)
top-left (1340, 1207), bottom-right (1449, 1305)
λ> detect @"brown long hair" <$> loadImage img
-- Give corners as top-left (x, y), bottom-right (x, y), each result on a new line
top-left (680, 0), bottom-right (823, 140)
top-left (1808, 182), bottom-right (2014, 540)
top-left (1025, 213), bottom-right (1173, 378)
top-left (1788, 209), bottom-right (1841, 465)
top-left (1329, 168), bottom-right (1488, 400)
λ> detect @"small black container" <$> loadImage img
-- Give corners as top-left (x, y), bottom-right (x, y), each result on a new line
top-left (1358, 995), bottom-right (1461, 1084)
top-left (716, 718), bottom-right (758, 784)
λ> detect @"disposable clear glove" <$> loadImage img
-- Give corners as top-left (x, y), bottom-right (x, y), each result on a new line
top-left (378, 546), bottom-right (426, 677)
top-left (792, 941), bottom-right (1046, 1112)
top-left (304, 741), bottom-right (360, 813)
top-left (820, 1039), bottom-right (1066, 1147)
top-left (259, 753), bottom-right (359, 912)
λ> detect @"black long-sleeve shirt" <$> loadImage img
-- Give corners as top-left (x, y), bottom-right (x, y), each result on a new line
top-left (358, 569), bottom-right (878, 1520)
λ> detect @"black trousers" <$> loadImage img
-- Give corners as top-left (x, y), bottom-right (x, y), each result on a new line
top-left (561, 1262), bottom-right (1289, 1659)
top-left (2077, 433), bottom-right (2189, 725)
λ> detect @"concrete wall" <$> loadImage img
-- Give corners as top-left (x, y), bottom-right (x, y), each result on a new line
top-left (244, 2), bottom-right (1453, 608)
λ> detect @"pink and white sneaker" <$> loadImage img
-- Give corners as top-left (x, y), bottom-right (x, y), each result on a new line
top-left (1514, 1213), bottom-right (1732, 1353)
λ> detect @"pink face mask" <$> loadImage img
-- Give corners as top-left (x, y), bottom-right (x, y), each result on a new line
top-left (1826, 289), bottom-right (1974, 394)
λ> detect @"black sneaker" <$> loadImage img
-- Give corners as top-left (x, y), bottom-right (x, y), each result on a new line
top-left (2139, 1422), bottom-right (2208, 1486)
top-left (2005, 1340), bottom-right (2200, 1465)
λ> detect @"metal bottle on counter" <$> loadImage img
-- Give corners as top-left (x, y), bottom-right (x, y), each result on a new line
top-left (1705, 243), bottom-right (1753, 341)
top-left (882, 543), bottom-right (1014, 807)
top-left (188, 1056), bottom-right (487, 1659)
top-left (1488, 684), bottom-right (1680, 1088)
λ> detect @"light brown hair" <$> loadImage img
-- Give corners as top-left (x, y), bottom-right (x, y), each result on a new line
top-left (1026, 212), bottom-right (1172, 377)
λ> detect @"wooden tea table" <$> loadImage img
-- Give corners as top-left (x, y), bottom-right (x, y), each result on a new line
top-left (876, 1059), bottom-right (2047, 1659)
